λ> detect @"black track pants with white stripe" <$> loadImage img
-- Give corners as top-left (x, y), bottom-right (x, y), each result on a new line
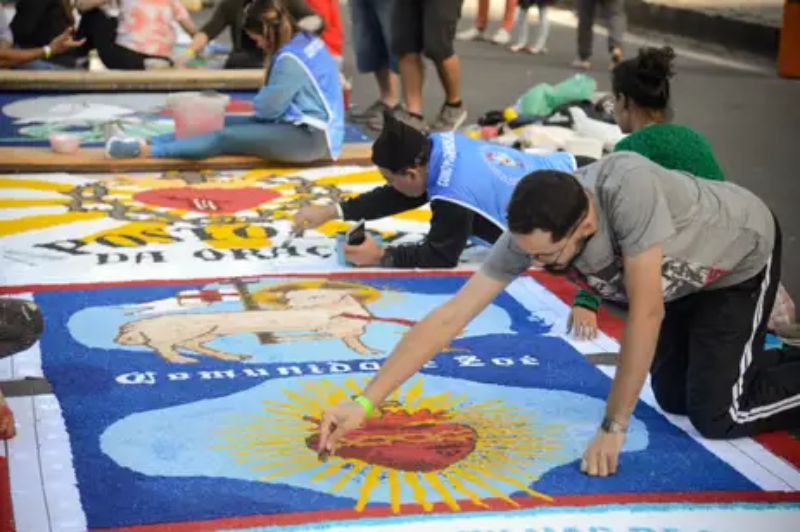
top-left (650, 220), bottom-right (800, 439)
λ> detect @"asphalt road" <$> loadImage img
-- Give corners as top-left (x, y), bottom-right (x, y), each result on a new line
top-left (343, 8), bottom-right (800, 296)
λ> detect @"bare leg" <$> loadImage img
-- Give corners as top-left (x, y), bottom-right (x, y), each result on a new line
top-left (375, 67), bottom-right (399, 107)
top-left (435, 55), bottom-right (462, 105)
top-left (399, 52), bottom-right (425, 115)
top-left (183, 339), bottom-right (251, 361)
top-left (147, 342), bottom-right (199, 364)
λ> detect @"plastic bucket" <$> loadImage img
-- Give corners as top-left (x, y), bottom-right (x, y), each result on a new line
top-left (170, 92), bottom-right (230, 139)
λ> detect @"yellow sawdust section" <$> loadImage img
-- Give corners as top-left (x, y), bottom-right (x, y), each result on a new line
top-left (240, 168), bottom-right (314, 180)
top-left (424, 472), bottom-right (460, 511)
top-left (392, 209), bottom-right (432, 223)
top-left (0, 198), bottom-right (70, 208)
top-left (387, 470), bottom-right (402, 513)
top-left (355, 467), bottom-right (383, 511)
top-left (0, 211), bottom-right (107, 237)
top-left (314, 169), bottom-right (384, 186)
top-left (78, 220), bottom-right (274, 250)
top-left (404, 472), bottom-right (433, 511)
top-left (0, 178), bottom-right (72, 192)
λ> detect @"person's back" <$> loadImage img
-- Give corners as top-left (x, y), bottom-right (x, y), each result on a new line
top-left (575, 151), bottom-right (774, 301)
top-left (266, 31), bottom-right (344, 157)
top-left (116, 0), bottom-right (188, 58)
top-left (614, 123), bottom-right (725, 181)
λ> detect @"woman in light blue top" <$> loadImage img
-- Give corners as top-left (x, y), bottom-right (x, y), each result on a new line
top-left (107, 0), bottom-right (344, 163)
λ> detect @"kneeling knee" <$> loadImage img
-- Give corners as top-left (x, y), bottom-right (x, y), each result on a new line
top-left (688, 409), bottom-right (736, 439)
top-left (651, 382), bottom-right (687, 416)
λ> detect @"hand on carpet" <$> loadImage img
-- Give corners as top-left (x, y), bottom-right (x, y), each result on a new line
top-left (581, 429), bottom-right (625, 476)
top-left (568, 306), bottom-right (599, 340)
top-left (291, 204), bottom-right (338, 236)
top-left (0, 402), bottom-right (16, 440)
top-left (318, 400), bottom-right (367, 455)
top-left (344, 234), bottom-right (384, 267)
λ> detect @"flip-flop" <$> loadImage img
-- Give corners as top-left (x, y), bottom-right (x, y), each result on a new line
top-left (508, 43), bottom-right (527, 53)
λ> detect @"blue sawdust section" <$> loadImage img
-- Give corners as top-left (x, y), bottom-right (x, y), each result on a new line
top-left (0, 91), bottom-right (370, 146)
top-left (34, 276), bottom-right (755, 529)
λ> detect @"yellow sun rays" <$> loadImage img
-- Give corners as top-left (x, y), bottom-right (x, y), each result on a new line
top-left (214, 377), bottom-right (563, 514)
top-left (0, 169), bottom-right (430, 245)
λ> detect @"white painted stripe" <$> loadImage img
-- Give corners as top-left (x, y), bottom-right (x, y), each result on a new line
top-left (36, 395), bottom-right (87, 532)
top-left (6, 395), bottom-right (51, 532)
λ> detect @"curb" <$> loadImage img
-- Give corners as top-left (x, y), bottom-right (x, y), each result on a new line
top-left (559, 0), bottom-right (781, 58)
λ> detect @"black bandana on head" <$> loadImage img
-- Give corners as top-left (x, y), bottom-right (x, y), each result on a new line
top-left (371, 110), bottom-right (429, 173)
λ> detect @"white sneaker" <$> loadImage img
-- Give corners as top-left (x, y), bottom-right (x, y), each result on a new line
top-left (492, 28), bottom-right (512, 45)
top-left (456, 27), bottom-right (485, 41)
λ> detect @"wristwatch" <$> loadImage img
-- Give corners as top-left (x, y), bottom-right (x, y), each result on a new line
top-left (600, 416), bottom-right (627, 434)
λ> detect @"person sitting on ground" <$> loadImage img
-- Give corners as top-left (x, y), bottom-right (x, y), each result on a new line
top-left (185, 0), bottom-right (323, 69)
top-left (78, 0), bottom-right (198, 70)
top-left (292, 110), bottom-right (581, 268)
top-left (508, 0), bottom-right (554, 55)
top-left (106, 0), bottom-right (344, 164)
top-left (317, 153), bottom-right (800, 477)
top-left (568, 46), bottom-right (727, 341)
top-left (1, 8), bottom-right (84, 69)
top-left (9, 0), bottom-right (83, 69)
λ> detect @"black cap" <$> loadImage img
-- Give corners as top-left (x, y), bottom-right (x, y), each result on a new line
top-left (371, 110), bottom-right (429, 172)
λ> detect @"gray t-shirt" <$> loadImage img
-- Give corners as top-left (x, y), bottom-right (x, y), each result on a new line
top-left (481, 152), bottom-right (775, 303)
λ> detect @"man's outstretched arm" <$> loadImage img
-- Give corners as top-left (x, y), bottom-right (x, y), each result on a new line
top-left (318, 270), bottom-right (510, 451)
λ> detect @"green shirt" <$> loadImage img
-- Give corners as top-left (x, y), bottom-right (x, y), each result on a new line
top-left (613, 123), bottom-right (726, 181)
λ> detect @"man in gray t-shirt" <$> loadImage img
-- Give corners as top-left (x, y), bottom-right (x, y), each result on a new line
top-left (315, 152), bottom-right (800, 478)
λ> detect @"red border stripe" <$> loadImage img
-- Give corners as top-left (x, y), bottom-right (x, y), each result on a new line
top-left (94, 491), bottom-right (800, 531)
top-left (0, 456), bottom-right (14, 532)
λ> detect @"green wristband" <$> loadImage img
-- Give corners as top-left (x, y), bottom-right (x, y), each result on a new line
top-left (574, 290), bottom-right (601, 312)
top-left (352, 395), bottom-right (375, 417)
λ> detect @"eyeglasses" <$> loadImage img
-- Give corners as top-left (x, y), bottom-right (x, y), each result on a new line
top-left (527, 208), bottom-right (590, 267)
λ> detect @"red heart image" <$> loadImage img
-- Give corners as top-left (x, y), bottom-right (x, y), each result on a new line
top-left (133, 187), bottom-right (280, 214)
top-left (306, 409), bottom-right (476, 472)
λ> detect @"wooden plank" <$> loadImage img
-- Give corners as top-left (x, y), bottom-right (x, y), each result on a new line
top-left (0, 143), bottom-right (373, 173)
top-left (0, 69), bottom-right (264, 91)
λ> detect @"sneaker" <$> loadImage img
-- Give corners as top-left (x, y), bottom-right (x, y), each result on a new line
top-left (491, 28), bottom-right (512, 45)
top-left (392, 107), bottom-right (429, 133)
top-left (106, 136), bottom-right (142, 159)
top-left (349, 100), bottom-right (395, 128)
top-left (456, 27), bottom-right (485, 41)
top-left (431, 103), bottom-right (467, 132)
top-left (572, 58), bottom-right (591, 70)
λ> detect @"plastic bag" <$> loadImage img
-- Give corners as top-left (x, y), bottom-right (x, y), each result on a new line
top-left (517, 74), bottom-right (597, 117)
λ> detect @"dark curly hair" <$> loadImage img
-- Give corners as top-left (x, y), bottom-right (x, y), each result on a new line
top-left (612, 46), bottom-right (676, 111)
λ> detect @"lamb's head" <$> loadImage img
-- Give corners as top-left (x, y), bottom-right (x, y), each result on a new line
top-left (115, 324), bottom-right (147, 346)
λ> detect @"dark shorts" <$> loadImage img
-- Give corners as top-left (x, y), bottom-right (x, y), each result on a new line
top-left (349, 0), bottom-right (398, 73)
top-left (391, 0), bottom-right (464, 62)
